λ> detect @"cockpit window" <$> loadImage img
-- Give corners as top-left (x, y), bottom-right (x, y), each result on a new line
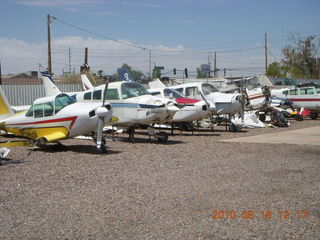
top-left (121, 82), bottom-right (149, 99)
top-left (54, 94), bottom-right (76, 114)
top-left (186, 87), bottom-right (199, 97)
top-left (26, 102), bottom-right (54, 118)
top-left (164, 88), bottom-right (185, 99)
top-left (26, 94), bottom-right (75, 118)
top-left (93, 90), bottom-right (102, 100)
top-left (84, 91), bottom-right (92, 100)
top-left (202, 83), bottom-right (219, 95)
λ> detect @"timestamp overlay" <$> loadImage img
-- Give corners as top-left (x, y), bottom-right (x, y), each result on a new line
top-left (210, 209), bottom-right (309, 220)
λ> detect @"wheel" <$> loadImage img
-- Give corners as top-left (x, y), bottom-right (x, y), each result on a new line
top-left (295, 114), bottom-right (303, 121)
top-left (259, 114), bottom-right (266, 122)
top-left (310, 111), bottom-right (318, 120)
top-left (156, 132), bottom-right (168, 143)
top-left (98, 143), bottom-right (108, 153)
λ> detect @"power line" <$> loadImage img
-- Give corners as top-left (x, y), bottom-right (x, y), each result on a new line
top-left (50, 15), bottom-right (147, 51)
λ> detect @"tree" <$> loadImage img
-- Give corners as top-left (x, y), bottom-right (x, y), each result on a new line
top-left (281, 34), bottom-right (320, 79)
top-left (266, 62), bottom-right (286, 78)
top-left (196, 68), bottom-right (208, 78)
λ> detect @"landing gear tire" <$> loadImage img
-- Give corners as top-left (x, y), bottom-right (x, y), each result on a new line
top-left (98, 142), bottom-right (108, 154)
top-left (259, 114), bottom-right (266, 122)
top-left (295, 114), bottom-right (303, 121)
top-left (310, 111), bottom-right (318, 120)
top-left (156, 132), bottom-right (168, 143)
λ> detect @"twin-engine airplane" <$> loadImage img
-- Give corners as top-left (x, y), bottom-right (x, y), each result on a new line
top-left (170, 82), bottom-right (242, 115)
top-left (0, 82), bottom-right (113, 153)
top-left (148, 79), bottom-right (212, 123)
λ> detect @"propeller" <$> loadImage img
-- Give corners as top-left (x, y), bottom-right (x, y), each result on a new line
top-left (95, 80), bottom-right (109, 153)
top-left (200, 91), bottom-right (215, 112)
top-left (237, 78), bottom-right (250, 123)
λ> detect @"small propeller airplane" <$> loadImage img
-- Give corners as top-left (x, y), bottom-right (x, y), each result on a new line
top-left (42, 70), bottom-right (180, 142)
top-left (0, 80), bottom-right (114, 153)
top-left (270, 83), bottom-right (320, 119)
top-left (170, 82), bottom-right (242, 115)
top-left (148, 79), bottom-right (213, 123)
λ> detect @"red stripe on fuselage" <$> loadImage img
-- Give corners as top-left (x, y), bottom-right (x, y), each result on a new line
top-left (175, 98), bottom-right (200, 105)
top-left (289, 98), bottom-right (320, 102)
top-left (12, 116), bottom-right (78, 129)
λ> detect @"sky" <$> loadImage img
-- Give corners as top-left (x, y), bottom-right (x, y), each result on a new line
top-left (0, 0), bottom-right (319, 78)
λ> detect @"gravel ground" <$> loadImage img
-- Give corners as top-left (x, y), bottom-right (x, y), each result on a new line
top-left (0, 119), bottom-right (319, 239)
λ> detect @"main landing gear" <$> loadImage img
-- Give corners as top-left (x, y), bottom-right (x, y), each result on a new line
top-left (147, 126), bottom-right (168, 143)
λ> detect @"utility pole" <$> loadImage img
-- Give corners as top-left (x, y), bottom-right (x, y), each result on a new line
top-left (47, 14), bottom-right (52, 75)
top-left (84, 47), bottom-right (88, 65)
top-left (149, 49), bottom-right (152, 80)
top-left (208, 53), bottom-right (211, 78)
top-left (68, 48), bottom-right (71, 74)
top-left (213, 52), bottom-right (217, 78)
top-left (265, 33), bottom-right (268, 74)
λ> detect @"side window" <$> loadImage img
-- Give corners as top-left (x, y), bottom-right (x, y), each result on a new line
top-left (316, 87), bottom-right (320, 94)
top-left (307, 88), bottom-right (314, 95)
top-left (106, 89), bottom-right (120, 100)
top-left (186, 87), bottom-right (198, 97)
top-left (34, 104), bottom-right (44, 118)
top-left (282, 90), bottom-right (288, 95)
top-left (44, 102), bottom-right (54, 117)
top-left (289, 89), bottom-right (298, 95)
top-left (299, 88), bottom-right (314, 95)
top-left (93, 90), bottom-right (102, 100)
top-left (84, 92), bottom-right (92, 100)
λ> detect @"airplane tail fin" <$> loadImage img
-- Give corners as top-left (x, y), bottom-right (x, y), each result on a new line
top-left (0, 86), bottom-right (14, 120)
top-left (81, 74), bottom-right (94, 90)
top-left (149, 79), bottom-right (166, 89)
top-left (41, 71), bottom-right (61, 97)
top-left (118, 68), bottom-right (134, 81)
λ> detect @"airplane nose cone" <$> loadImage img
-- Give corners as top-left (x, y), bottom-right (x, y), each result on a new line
top-left (95, 106), bottom-right (108, 118)
top-left (167, 102), bottom-right (180, 112)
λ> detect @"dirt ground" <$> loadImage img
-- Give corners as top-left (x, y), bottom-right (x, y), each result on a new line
top-left (1, 119), bottom-right (319, 239)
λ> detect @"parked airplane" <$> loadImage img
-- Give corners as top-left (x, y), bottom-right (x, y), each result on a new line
top-left (42, 72), bottom-right (179, 142)
top-left (0, 82), bottom-right (113, 153)
top-left (271, 83), bottom-right (320, 119)
top-left (148, 79), bottom-right (212, 123)
top-left (170, 82), bottom-right (242, 115)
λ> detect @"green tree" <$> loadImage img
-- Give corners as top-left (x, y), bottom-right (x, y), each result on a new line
top-left (196, 68), bottom-right (208, 78)
top-left (281, 34), bottom-right (320, 79)
top-left (266, 62), bottom-right (286, 78)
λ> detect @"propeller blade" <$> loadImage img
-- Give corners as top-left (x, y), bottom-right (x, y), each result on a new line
top-left (102, 79), bottom-right (109, 107)
top-left (96, 118), bottom-right (105, 150)
top-left (200, 91), bottom-right (210, 107)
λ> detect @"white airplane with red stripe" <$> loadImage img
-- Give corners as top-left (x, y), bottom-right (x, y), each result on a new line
top-left (0, 85), bottom-right (114, 153)
top-left (271, 84), bottom-right (320, 118)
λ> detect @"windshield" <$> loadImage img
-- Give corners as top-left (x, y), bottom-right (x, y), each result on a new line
top-left (55, 94), bottom-right (76, 113)
top-left (164, 88), bottom-right (185, 99)
top-left (202, 83), bottom-right (219, 95)
top-left (121, 82), bottom-right (149, 99)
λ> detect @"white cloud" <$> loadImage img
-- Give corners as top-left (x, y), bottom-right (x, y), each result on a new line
top-left (0, 36), bottom-right (265, 77)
